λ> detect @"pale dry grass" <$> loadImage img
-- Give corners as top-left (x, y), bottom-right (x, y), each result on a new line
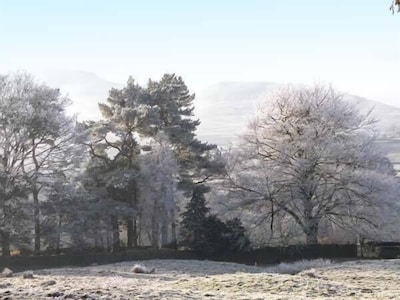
top-left (265, 258), bottom-right (332, 275)
top-left (0, 259), bottom-right (398, 299)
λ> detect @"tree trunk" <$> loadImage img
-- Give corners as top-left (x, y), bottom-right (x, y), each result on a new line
top-left (106, 228), bottom-right (111, 252)
top-left (126, 218), bottom-right (134, 248)
top-left (31, 139), bottom-right (42, 255)
top-left (94, 229), bottom-right (99, 250)
top-left (98, 229), bottom-right (105, 251)
top-left (0, 231), bottom-right (10, 257)
top-left (111, 215), bottom-right (120, 252)
top-left (170, 209), bottom-right (177, 249)
top-left (151, 195), bottom-right (160, 249)
top-left (126, 181), bottom-right (138, 248)
top-left (160, 184), bottom-right (170, 247)
top-left (133, 218), bottom-right (138, 247)
top-left (359, 236), bottom-right (365, 258)
top-left (56, 215), bottom-right (62, 253)
top-left (304, 219), bottom-right (319, 244)
top-left (303, 198), bottom-right (319, 244)
top-left (151, 214), bottom-right (159, 249)
top-left (137, 216), bottom-right (142, 246)
top-left (161, 216), bottom-right (169, 247)
top-left (33, 188), bottom-right (41, 255)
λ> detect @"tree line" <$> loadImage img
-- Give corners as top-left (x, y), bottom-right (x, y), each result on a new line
top-left (0, 73), bottom-right (398, 256)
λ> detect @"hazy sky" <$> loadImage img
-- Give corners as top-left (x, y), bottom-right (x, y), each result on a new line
top-left (1, 0), bottom-right (399, 106)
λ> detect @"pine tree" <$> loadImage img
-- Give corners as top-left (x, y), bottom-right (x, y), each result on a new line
top-left (83, 78), bottom-right (156, 250)
top-left (179, 185), bottom-right (211, 253)
top-left (147, 74), bottom-right (224, 247)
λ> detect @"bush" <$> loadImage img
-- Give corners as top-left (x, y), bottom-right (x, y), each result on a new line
top-left (224, 218), bottom-right (251, 252)
top-left (265, 258), bottom-right (332, 275)
top-left (179, 185), bottom-right (250, 256)
top-left (181, 214), bottom-right (250, 256)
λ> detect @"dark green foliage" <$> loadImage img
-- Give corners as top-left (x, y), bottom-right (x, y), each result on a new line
top-left (0, 72), bottom-right (227, 255)
top-left (81, 78), bottom-right (154, 250)
top-left (224, 218), bottom-right (251, 252)
top-left (179, 186), bottom-right (210, 253)
top-left (147, 74), bottom-right (223, 192)
top-left (147, 74), bottom-right (199, 144)
top-left (180, 186), bottom-right (250, 256)
top-left (198, 215), bottom-right (229, 256)
top-left (146, 74), bottom-right (225, 248)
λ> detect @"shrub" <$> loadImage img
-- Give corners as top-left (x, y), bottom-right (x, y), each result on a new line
top-left (224, 218), bottom-right (251, 252)
top-left (266, 258), bottom-right (332, 275)
top-left (180, 186), bottom-right (250, 256)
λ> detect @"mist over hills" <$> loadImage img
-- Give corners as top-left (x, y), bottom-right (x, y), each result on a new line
top-left (38, 70), bottom-right (123, 121)
top-left (195, 82), bottom-right (274, 146)
top-left (196, 82), bottom-right (400, 146)
top-left (40, 71), bottom-right (400, 147)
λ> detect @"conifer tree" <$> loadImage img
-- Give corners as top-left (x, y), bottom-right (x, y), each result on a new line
top-left (84, 78), bottom-right (156, 249)
top-left (147, 74), bottom-right (224, 247)
top-left (179, 185), bottom-right (211, 253)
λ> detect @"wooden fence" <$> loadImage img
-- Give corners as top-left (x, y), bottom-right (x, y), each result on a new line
top-left (0, 244), bottom-right (358, 272)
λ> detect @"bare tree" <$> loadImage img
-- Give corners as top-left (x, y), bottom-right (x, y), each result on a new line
top-left (225, 85), bottom-right (399, 244)
top-left (390, 0), bottom-right (400, 13)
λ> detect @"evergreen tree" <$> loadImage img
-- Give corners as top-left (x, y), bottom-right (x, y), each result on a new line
top-left (179, 185), bottom-right (211, 253)
top-left (147, 74), bottom-right (224, 247)
top-left (224, 218), bottom-right (251, 252)
top-left (180, 185), bottom-right (250, 255)
top-left (83, 78), bottom-right (156, 249)
top-left (147, 74), bottom-right (200, 145)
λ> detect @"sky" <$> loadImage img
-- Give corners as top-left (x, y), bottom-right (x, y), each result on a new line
top-left (1, 0), bottom-right (400, 107)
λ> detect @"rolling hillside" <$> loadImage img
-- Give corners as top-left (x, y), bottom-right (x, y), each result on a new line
top-left (38, 71), bottom-right (400, 147)
top-left (195, 82), bottom-right (400, 146)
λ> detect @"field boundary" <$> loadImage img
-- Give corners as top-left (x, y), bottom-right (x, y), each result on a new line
top-left (0, 244), bottom-right (358, 272)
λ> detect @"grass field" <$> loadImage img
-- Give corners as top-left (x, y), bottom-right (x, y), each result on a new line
top-left (1, 259), bottom-right (399, 299)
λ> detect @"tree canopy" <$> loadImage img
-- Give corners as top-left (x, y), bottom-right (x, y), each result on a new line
top-left (0, 72), bottom-right (398, 256)
top-left (225, 85), bottom-right (399, 244)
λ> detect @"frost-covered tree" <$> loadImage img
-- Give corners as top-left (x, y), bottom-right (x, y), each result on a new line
top-left (0, 72), bottom-right (82, 254)
top-left (147, 74), bottom-right (200, 146)
top-left (147, 74), bottom-right (224, 246)
top-left (77, 155), bottom-right (131, 251)
top-left (147, 75), bottom-right (222, 186)
top-left (41, 180), bottom-right (85, 252)
top-left (226, 85), bottom-right (399, 244)
top-left (139, 133), bottom-right (179, 248)
top-left (0, 74), bottom-right (32, 255)
top-left (83, 78), bottom-right (156, 249)
top-left (20, 77), bottom-right (76, 254)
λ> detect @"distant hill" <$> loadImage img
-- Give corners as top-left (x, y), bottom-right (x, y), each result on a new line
top-left (37, 71), bottom-right (400, 147)
top-left (195, 82), bottom-right (400, 146)
top-left (195, 82), bottom-right (274, 146)
top-left (38, 70), bottom-right (123, 121)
